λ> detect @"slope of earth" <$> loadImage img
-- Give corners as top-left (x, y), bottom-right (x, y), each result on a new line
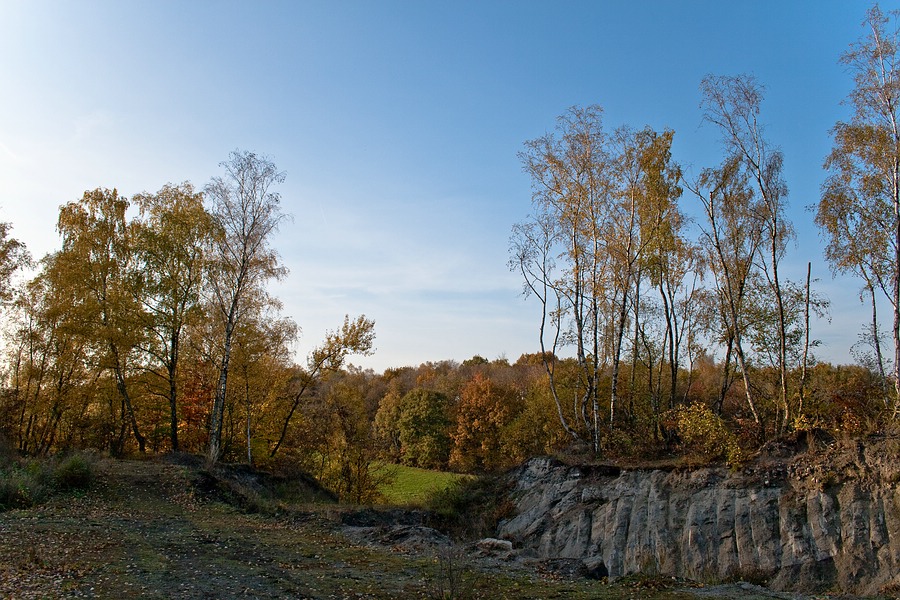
top-left (0, 455), bottom-right (718, 600)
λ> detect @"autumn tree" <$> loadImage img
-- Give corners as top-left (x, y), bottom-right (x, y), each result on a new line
top-left (817, 6), bottom-right (900, 405)
top-left (230, 300), bottom-right (297, 464)
top-left (512, 106), bottom-right (696, 452)
top-left (132, 183), bottom-right (213, 451)
top-left (449, 372), bottom-right (519, 473)
top-left (618, 127), bottom-right (687, 423)
top-left (700, 74), bottom-right (795, 431)
top-left (689, 158), bottom-right (763, 426)
top-left (0, 219), bottom-right (35, 445)
top-left (0, 219), bottom-right (31, 308)
top-left (205, 151), bottom-right (289, 464)
top-left (311, 370), bottom-right (388, 503)
top-left (501, 365), bottom-right (571, 462)
top-left (511, 105), bottom-right (615, 451)
top-left (2, 264), bottom-right (91, 453)
top-left (606, 126), bottom-right (649, 432)
top-left (55, 189), bottom-right (148, 453)
top-left (269, 314), bottom-right (375, 458)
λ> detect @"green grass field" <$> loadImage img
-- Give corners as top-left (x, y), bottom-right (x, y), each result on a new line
top-left (376, 463), bottom-right (473, 506)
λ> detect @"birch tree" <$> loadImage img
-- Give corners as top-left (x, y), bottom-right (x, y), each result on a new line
top-left (701, 74), bottom-right (794, 431)
top-left (689, 159), bottom-right (764, 426)
top-left (817, 6), bottom-right (900, 406)
top-left (55, 189), bottom-right (148, 453)
top-left (512, 105), bottom-right (614, 451)
top-left (205, 151), bottom-right (288, 464)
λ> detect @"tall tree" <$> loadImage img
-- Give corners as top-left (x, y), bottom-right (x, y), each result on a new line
top-left (205, 151), bottom-right (288, 463)
top-left (632, 128), bottom-right (690, 413)
top-left (512, 108), bottom-right (689, 451)
top-left (607, 126), bottom-right (646, 431)
top-left (616, 127), bottom-right (687, 422)
top-left (512, 105), bottom-right (615, 452)
top-left (55, 189), bottom-right (148, 453)
top-left (3, 264), bottom-right (91, 454)
top-left (132, 183), bottom-right (213, 452)
top-left (510, 212), bottom-right (581, 441)
top-left (701, 74), bottom-right (794, 431)
top-left (817, 6), bottom-right (900, 405)
top-left (689, 158), bottom-right (763, 426)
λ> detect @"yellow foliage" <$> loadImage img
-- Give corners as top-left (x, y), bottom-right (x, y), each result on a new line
top-left (672, 402), bottom-right (745, 465)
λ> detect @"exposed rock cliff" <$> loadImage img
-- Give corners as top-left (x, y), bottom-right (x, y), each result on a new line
top-left (497, 435), bottom-right (900, 596)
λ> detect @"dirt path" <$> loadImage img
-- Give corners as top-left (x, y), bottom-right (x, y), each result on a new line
top-left (1, 459), bottom-right (432, 599)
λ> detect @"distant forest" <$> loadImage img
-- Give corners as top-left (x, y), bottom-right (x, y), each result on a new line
top-left (0, 6), bottom-right (898, 502)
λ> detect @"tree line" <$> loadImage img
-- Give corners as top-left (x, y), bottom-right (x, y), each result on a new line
top-left (0, 151), bottom-right (374, 467)
top-left (509, 5), bottom-right (900, 451)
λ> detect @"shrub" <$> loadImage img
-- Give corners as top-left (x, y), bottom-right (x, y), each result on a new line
top-left (0, 473), bottom-right (25, 509)
top-left (601, 428), bottom-right (636, 459)
top-left (0, 451), bottom-right (95, 512)
top-left (426, 476), bottom-right (513, 540)
top-left (426, 546), bottom-right (478, 600)
top-left (672, 402), bottom-right (745, 465)
top-left (53, 453), bottom-right (94, 491)
top-left (0, 470), bottom-right (48, 510)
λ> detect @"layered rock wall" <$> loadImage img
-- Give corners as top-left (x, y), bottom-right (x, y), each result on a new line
top-left (497, 438), bottom-right (900, 595)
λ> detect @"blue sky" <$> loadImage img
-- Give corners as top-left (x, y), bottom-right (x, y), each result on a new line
top-left (0, 0), bottom-right (877, 371)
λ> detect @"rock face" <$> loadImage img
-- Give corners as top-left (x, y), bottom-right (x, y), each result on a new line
top-left (496, 436), bottom-right (900, 596)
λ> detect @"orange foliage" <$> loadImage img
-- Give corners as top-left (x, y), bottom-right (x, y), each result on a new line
top-left (449, 373), bottom-right (519, 473)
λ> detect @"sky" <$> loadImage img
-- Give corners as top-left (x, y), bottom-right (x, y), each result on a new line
top-left (0, 0), bottom-right (881, 372)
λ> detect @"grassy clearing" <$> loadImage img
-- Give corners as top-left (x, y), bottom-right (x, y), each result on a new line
top-left (376, 462), bottom-right (473, 506)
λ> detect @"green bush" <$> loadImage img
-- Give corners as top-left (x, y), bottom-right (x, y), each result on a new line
top-left (425, 475), bottom-right (512, 540)
top-left (53, 453), bottom-right (94, 491)
top-left (0, 434), bottom-right (15, 470)
top-left (0, 451), bottom-right (95, 511)
top-left (0, 473), bottom-right (25, 509)
top-left (0, 470), bottom-right (48, 510)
